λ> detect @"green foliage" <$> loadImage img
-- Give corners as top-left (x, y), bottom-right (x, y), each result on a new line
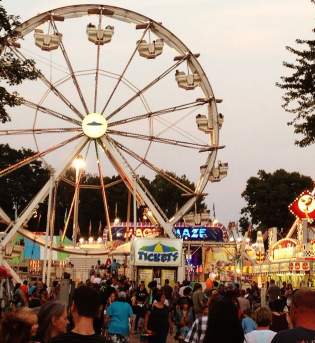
top-left (240, 169), bottom-right (313, 233)
top-left (0, 144), bottom-right (50, 223)
top-left (0, 1), bottom-right (38, 123)
top-left (148, 172), bottom-right (206, 217)
top-left (0, 144), bottom-right (204, 236)
top-left (277, 4), bottom-right (315, 147)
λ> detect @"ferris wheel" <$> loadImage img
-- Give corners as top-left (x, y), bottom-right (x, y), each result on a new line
top-left (0, 4), bottom-right (227, 254)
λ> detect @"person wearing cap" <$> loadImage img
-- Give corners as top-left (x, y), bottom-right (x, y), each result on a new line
top-left (106, 291), bottom-right (133, 343)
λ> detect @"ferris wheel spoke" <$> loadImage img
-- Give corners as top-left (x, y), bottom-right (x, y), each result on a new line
top-left (102, 136), bottom-right (169, 224)
top-left (61, 176), bottom-right (122, 190)
top-left (93, 12), bottom-right (103, 113)
top-left (106, 55), bottom-right (189, 121)
top-left (100, 23), bottom-right (151, 115)
top-left (9, 46), bottom-right (84, 120)
top-left (21, 99), bottom-right (81, 126)
top-left (94, 141), bottom-right (112, 241)
top-left (107, 129), bottom-right (209, 150)
top-left (0, 127), bottom-right (81, 136)
top-left (108, 99), bottom-right (206, 127)
top-left (111, 137), bottom-right (194, 195)
top-left (0, 133), bottom-right (84, 178)
top-left (50, 19), bottom-right (90, 115)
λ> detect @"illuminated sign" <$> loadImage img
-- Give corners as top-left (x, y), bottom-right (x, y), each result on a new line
top-left (174, 226), bottom-right (223, 241)
top-left (133, 238), bottom-right (182, 266)
top-left (289, 191), bottom-right (315, 222)
top-left (82, 112), bottom-right (107, 138)
top-left (111, 226), bottom-right (161, 240)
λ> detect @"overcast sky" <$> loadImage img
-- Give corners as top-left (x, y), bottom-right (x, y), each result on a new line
top-left (2, 0), bottom-right (315, 227)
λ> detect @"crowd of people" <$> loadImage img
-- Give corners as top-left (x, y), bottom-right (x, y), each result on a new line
top-left (1, 269), bottom-right (315, 343)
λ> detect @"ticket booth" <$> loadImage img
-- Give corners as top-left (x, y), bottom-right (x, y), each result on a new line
top-left (131, 237), bottom-right (183, 288)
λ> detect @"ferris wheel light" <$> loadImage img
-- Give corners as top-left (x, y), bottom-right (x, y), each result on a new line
top-left (229, 237), bottom-right (234, 242)
top-left (72, 155), bottom-right (86, 171)
top-left (237, 237), bottom-right (242, 242)
top-left (79, 237), bottom-right (84, 244)
top-left (114, 217), bottom-right (120, 225)
top-left (88, 237), bottom-right (94, 243)
top-left (236, 268), bottom-right (241, 274)
top-left (97, 237), bottom-right (103, 243)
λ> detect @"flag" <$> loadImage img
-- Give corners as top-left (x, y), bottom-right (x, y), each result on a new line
top-left (88, 220), bottom-right (92, 236)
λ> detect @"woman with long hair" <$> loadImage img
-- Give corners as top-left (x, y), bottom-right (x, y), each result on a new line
top-left (204, 296), bottom-right (244, 343)
top-left (36, 301), bottom-right (68, 343)
top-left (145, 291), bottom-right (173, 343)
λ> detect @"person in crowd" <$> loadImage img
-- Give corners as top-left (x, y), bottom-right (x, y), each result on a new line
top-left (93, 273), bottom-right (102, 285)
top-left (0, 309), bottom-right (37, 343)
top-left (271, 288), bottom-right (315, 343)
top-left (50, 285), bottom-right (106, 343)
top-left (37, 301), bottom-right (68, 343)
top-left (145, 291), bottom-right (173, 343)
top-left (238, 289), bottom-right (251, 315)
top-left (244, 307), bottom-right (276, 343)
top-left (147, 280), bottom-right (159, 306)
top-left (204, 295), bottom-right (244, 343)
top-left (49, 281), bottom-right (60, 301)
top-left (267, 280), bottom-right (281, 307)
top-left (280, 282), bottom-right (287, 298)
top-left (13, 282), bottom-right (27, 308)
top-left (161, 279), bottom-right (173, 305)
top-left (106, 291), bottom-right (133, 343)
top-left (184, 304), bottom-right (208, 343)
top-left (241, 308), bottom-right (257, 334)
top-left (20, 280), bottom-right (29, 303)
top-left (245, 288), bottom-right (255, 310)
top-left (192, 283), bottom-right (204, 317)
top-left (110, 259), bottom-right (120, 277)
top-left (284, 283), bottom-right (293, 299)
top-left (269, 298), bottom-right (289, 332)
top-left (179, 280), bottom-right (191, 297)
top-left (179, 286), bottom-right (193, 308)
top-left (174, 301), bottom-right (194, 342)
top-left (134, 281), bottom-right (148, 333)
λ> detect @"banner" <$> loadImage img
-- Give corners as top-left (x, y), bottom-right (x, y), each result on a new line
top-left (133, 238), bottom-right (183, 266)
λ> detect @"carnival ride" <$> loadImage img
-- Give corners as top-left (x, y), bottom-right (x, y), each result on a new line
top-left (0, 5), bottom-right (228, 262)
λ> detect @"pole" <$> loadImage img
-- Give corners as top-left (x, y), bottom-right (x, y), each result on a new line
top-left (47, 183), bottom-right (57, 289)
top-left (73, 168), bottom-right (80, 245)
top-left (42, 176), bottom-right (54, 283)
top-left (133, 178), bottom-right (137, 235)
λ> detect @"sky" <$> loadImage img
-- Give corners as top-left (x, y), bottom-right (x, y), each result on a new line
top-left (2, 0), bottom-right (315, 227)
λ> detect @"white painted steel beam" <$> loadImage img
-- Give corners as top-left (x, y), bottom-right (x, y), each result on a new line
top-left (0, 137), bottom-right (88, 248)
top-left (100, 137), bottom-right (175, 238)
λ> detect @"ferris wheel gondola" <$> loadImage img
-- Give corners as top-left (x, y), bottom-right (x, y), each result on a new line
top-left (0, 5), bottom-right (227, 255)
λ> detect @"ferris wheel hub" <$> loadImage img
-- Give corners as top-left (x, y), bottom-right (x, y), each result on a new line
top-left (82, 112), bottom-right (108, 138)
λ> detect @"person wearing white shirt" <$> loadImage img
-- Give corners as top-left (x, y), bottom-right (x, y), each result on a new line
top-left (244, 307), bottom-right (276, 343)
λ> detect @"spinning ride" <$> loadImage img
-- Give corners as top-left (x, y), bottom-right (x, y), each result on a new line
top-left (0, 5), bottom-right (227, 256)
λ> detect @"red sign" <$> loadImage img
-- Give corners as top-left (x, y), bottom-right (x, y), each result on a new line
top-left (289, 191), bottom-right (315, 221)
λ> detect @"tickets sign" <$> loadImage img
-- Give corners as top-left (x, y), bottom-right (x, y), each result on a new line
top-left (133, 238), bottom-right (183, 266)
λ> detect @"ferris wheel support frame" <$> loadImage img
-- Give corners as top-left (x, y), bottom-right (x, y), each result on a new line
top-left (0, 137), bottom-right (88, 249)
top-left (100, 137), bottom-right (175, 237)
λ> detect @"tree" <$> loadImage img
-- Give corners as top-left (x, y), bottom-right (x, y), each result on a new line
top-left (0, 144), bottom-right (50, 228)
top-left (0, 1), bottom-right (38, 123)
top-left (148, 172), bottom-right (206, 217)
top-left (240, 169), bottom-right (313, 234)
top-left (277, 1), bottom-right (315, 147)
